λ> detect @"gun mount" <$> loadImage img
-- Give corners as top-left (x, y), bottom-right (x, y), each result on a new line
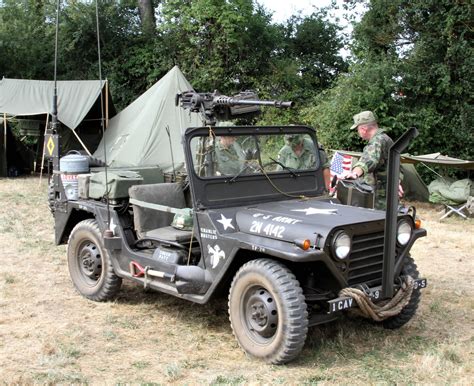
top-left (176, 90), bottom-right (294, 125)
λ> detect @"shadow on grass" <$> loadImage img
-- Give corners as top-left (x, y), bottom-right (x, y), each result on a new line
top-left (112, 281), bottom-right (230, 331)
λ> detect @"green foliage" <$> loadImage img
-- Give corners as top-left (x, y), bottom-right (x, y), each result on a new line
top-left (301, 59), bottom-right (399, 150)
top-left (307, 0), bottom-right (473, 163)
top-left (1, 0), bottom-right (470, 166)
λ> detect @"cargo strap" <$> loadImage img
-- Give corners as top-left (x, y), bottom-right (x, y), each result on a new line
top-left (339, 276), bottom-right (415, 321)
top-left (129, 198), bottom-right (192, 216)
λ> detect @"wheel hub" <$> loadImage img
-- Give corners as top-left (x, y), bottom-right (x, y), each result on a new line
top-left (245, 288), bottom-right (278, 338)
top-left (79, 242), bottom-right (102, 279)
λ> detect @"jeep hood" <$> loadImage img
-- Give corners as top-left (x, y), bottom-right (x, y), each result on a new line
top-left (232, 198), bottom-right (386, 245)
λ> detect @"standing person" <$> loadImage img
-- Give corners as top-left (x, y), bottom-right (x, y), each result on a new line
top-left (346, 110), bottom-right (396, 209)
top-left (277, 134), bottom-right (331, 190)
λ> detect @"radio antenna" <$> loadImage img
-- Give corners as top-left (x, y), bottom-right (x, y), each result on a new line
top-left (95, 0), bottom-right (111, 231)
top-left (51, 0), bottom-right (60, 133)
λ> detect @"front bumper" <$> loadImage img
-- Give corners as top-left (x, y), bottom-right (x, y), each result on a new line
top-left (327, 277), bottom-right (428, 314)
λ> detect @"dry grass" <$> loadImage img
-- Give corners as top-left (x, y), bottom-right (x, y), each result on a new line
top-left (0, 176), bottom-right (472, 384)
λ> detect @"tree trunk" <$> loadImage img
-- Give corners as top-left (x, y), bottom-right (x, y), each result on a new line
top-left (137, 0), bottom-right (156, 36)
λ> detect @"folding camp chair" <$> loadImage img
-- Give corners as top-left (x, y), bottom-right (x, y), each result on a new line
top-left (439, 196), bottom-right (473, 220)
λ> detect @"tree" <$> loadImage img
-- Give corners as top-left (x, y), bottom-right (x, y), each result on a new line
top-left (308, 0), bottom-right (473, 162)
top-left (137, 0), bottom-right (156, 36)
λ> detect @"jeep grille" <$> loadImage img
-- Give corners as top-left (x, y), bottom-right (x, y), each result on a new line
top-left (347, 231), bottom-right (385, 286)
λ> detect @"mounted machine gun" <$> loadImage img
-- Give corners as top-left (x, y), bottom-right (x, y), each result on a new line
top-left (175, 90), bottom-right (294, 125)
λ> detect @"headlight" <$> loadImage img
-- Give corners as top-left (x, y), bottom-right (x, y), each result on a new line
top-left (332, 231), bottom-right (351, 259)
top-left (397, 219), bottom-right (412, 246)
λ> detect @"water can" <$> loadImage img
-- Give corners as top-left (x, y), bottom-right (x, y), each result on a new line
top-left (60, 151), bottom-right (90, 200)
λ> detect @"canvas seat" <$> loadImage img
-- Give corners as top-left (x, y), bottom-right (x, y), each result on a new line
top-left (129, 182), bottom-right (193, 243)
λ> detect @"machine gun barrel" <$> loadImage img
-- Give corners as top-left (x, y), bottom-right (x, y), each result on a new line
top-left (213, 96), bottom-right (294, 109)
top-left (176, 90), bottom-right (294, 125)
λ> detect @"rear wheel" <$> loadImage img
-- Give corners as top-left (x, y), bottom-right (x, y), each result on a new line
top-left (382, 255), bottom-right (421, 329)
top-left (67, 219), bottom-right (122, 301)
top-left (228, 258), bottom-right (308, 364)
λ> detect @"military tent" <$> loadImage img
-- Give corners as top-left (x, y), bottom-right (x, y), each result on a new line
top-left (0, 78), bottom-right (113, 176)
top-left (93, 66), bottom-right (203, 173)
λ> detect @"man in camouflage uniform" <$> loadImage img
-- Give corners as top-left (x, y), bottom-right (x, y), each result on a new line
top-left (347, 110), bottom-right (394, 209)
top-left (277, 134), bottom-right (331, 190)
top-left (214, 135), bottom-right (245, 175)
top-left (277, 134), bottom-right (316, 170)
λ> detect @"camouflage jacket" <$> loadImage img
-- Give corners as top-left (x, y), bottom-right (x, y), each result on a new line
top-left (353, 128), bottom-right (393, 189)
top-left (277, 139), bottom-right (317, 170)
top-left (318, 144), bottom-right (330, 169)
top-left (214, 141), bottom-right (245, 175)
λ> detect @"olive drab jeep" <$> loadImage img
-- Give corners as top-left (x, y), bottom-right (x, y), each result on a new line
top-left (48, 91), bottom-right (427, 364)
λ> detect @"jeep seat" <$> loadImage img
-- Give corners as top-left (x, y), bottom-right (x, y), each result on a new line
top-left (129, 183), bottom-right (192, 243)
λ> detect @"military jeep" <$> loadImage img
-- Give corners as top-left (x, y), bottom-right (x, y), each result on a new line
top-left (49, 93), bottom-right (427, 364)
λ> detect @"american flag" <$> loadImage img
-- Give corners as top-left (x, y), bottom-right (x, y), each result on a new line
top-left (330, 152), bottom-right (353, 193)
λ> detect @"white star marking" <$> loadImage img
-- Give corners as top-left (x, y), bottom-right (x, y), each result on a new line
top-left (216, 214), bottom-right (235, 230)
top-left (291, 207), bottom-right (338, 215)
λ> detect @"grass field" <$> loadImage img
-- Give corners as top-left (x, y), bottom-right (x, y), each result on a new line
top-left (0, 176), bottom-right (472, 384)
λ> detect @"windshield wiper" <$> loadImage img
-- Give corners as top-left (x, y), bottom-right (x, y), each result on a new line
top-left (269, 157), bottom-right (298, 178)
top-left (228, 162), bottom-right (259, 183)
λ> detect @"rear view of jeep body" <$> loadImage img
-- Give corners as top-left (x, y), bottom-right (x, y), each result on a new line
top-left (50, 94), bottom-right (427, 364)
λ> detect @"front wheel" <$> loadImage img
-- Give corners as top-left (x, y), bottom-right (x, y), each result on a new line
top-left (382, 255), bottom-right (421, 329)
top-left (67, 219), bottom-right (122, 301)
top-left (228, 259), bottom-right (308, 364)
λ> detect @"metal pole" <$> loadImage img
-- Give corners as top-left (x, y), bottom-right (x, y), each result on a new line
top-left (105, 79), bottom-right (109, 129)
top-left (70, 129), bottom-right (92, 156)
top-left (39, 114), bottom-right (50, 185)
top-left (382, 127), bottom-right (418, 298)
top-left (3, 113), bottom-right (7, 176)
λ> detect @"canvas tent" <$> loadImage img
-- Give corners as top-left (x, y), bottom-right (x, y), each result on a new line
top-left (0, 78), bottom-right (113, 176)
top-left (93, 66), bottom-right (203, 173)
top-left (401, 153), bottom-right (474, 170)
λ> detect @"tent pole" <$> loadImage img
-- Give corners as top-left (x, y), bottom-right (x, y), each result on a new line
top-left (39, 114), bottom-right (50, 185)
top-left (71, 129), bottom-right (92, 156)
top-left (3, 113), bottom-right (7, 177)
top-left (105, 79), bottom-right (109, 129)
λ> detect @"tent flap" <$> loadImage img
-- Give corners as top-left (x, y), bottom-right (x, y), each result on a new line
top-left (0, 78), bottom-right (105, 129)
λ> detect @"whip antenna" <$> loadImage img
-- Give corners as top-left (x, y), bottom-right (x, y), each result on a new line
top-left (51, 0), bottom-right (60, 133)
top-left (95, 0), bottom-right (111, 231)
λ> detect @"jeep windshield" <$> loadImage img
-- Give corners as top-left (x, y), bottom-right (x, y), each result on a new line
top-left (190, 129), bottom-right (320, 178)
top-left (184, 126), bottom-right (327, 209)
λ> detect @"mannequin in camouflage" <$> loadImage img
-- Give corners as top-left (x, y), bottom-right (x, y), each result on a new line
top-left (214, 135), bottom-right (245, 175)
top-left (277, 135), bottom-right (315, 169)
top-left (346, 111), bottom-right (394, 209)
top-left (277, 134), bottom-right (331, 190)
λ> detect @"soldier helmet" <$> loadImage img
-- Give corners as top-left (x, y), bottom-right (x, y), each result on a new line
top-left (171, 212), bottom-right (193, 231)
top-left (284, 134), bottom-right (303, 146)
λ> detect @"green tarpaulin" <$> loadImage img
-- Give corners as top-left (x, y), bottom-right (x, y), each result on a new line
top-left (0, 78), bottom-right (107, 129)
top-left (93, 66), bottom-right (203, 173)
